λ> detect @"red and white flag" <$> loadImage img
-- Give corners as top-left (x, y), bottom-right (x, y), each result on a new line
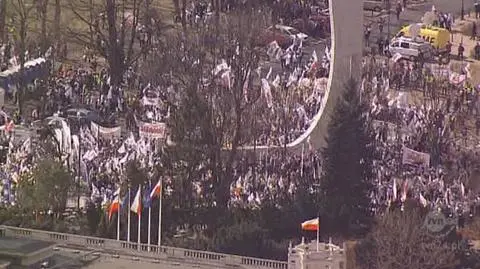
top-left (149, 179), bottom-right (162, 200)
top-left (108, 188), bottom-right (121, 221)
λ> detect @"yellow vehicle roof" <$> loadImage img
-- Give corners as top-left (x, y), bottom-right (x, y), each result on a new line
top-left (400, 24), bottom-right (450, 34)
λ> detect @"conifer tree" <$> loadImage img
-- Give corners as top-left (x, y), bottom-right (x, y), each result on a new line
top-left (319, 78), bottom-right (374, 238)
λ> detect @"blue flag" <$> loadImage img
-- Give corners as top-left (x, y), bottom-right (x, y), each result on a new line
top-left (142, 183), bottom-right (152, 209)
top-left (121, 188), bottom-right (131, 209)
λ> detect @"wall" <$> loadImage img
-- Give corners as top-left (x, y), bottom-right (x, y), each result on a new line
top-left (238, 0), bottom-right (363, 155)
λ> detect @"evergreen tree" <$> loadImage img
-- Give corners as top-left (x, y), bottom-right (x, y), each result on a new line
top-left (319, 78), bottom-right (374, 238)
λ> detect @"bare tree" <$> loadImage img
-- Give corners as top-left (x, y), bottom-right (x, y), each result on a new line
top-left (37, 0), bottom-right (49, 51)
top-left (142, 8), bottom-right (265, 213)
top-left (68, 0), bottom-right (144, 86)
top-left (0, 0), bottom-right (6, 42)
top-left (53, 0), bottom-right (61, 40)
top-left (9, 0), bottom-right (35, 113)
top-left (356, 207), bottom-right (459, 269)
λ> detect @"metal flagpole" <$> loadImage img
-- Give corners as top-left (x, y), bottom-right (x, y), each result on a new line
top-left (300, 143), bottom-right (305, 177)
top-left (158, 177), bottom-right (163, 246)
top-left (127, 186), bottom-right (131, 243)
top-left (147, 181), bottom-right (152, 250)
top-left (137, 184), bottom-right (142, 250)
top-left (116, 189), bottom-right (121, 241)
top-left (316, 216), bottom-right (320, 252)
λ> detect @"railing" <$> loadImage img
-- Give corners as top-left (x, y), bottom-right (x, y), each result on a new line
top-left (0, 225), bottom-right (287, 269)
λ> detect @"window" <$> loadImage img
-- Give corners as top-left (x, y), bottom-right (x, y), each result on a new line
top-left (392, 42), bottom-right (399, 47)
top-left (400, 42), bottom-right (410, 49)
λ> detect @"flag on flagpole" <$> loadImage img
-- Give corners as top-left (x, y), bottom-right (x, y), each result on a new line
top-left (143, 184), bottom-right (152, 209)
top-left (150, 180), bottom-right (162, 199)
top-left (401, 179), bottom-right (408, 202)
top-left (393, 178), bottom-right (397, 201)
top-left (108, 187), bottom-right (121, 221)
top-left (131, 187), bottom-right (142, 216)
top-left (419, 193), bottom-right (428, 207)
top-left (301, 218), bottom-right (319, 231)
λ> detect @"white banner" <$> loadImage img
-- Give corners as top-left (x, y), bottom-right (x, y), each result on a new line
top-left (142, 96), bottom-right (160, 107)
top-left (402, 146), bottom-right (430, 167)
top-left (138, 122), bottom-right (167, 139)
top-left (91, 122), bottom-right (121, 139)
top-left (449, 72), bottom-right (466, 85)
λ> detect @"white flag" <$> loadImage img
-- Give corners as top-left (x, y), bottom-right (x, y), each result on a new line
top-left (419, 193), bottom-right (428, 207)
top-left (130, 187), bottom-right (142, 215)
top-left (393, 178), bottom-right (397, 201)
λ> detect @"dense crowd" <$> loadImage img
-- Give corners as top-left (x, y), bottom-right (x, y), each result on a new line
top-left (364, 56), bottom-right (480, 216)
top-left (1, 0), bottom-right (480, 224)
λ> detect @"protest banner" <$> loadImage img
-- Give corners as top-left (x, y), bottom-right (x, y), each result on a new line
top-left (138, 122), bottom-right (167, 139)
top-left (402, 146), bottom-right (430, 167)
top-left (91, 122), bottom-right (121, 139)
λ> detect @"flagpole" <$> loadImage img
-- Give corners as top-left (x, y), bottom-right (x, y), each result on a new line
top-left (127, 186), bottom-right (131, 243)
top-left (148, 181), bottom-right (152, 251)
top-left (158, 178), bottom-right (162, 246)
top-left (300, 143), bottom-right (305, 177)
top-left (137, 184), bottom-right (142, 250)
top-left (316, 216), bottom-right (319, 252)
top-left (116, 189), bottom-right (121, 241)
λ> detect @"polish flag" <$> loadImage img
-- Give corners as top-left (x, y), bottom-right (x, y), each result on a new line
top-left (108, 188), bottom-right (121, 221)
top-left (301, 218), bottom-right (319, 231)
top-left (6, 120), bottom-right (14, 133)
top-left (130, 187), bottom-right (141, 216)
top-left (150, 179), bottom-right (162, 199)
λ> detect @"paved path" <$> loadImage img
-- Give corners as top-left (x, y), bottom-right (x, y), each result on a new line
top-left (365, 0), bottom-right (477, 45)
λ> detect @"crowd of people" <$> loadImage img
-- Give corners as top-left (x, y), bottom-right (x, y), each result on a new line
top-left (0, 0), bottom-right (480, 226)
top-left (364, 56), bottom-right (480, 216)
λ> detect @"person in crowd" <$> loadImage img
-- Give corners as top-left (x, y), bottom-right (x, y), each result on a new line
top-left (458, 43), bottom-right (465, 60)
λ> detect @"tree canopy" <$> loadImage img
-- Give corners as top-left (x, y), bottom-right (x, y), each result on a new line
top-left (319, 78), bottom-right (374, 239)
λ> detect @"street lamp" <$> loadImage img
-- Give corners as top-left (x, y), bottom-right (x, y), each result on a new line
top-left (462, 0), bottom-right (465, 20)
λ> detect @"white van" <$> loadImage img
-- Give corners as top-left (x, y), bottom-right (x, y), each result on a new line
top-left (387, 37), bottom-right (435, 61)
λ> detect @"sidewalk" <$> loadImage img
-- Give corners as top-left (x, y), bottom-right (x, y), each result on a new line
top-left (448, 12), bottom-right (480, 84)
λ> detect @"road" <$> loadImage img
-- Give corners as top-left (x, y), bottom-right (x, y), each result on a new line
top-left (365, 0), bottom-right (478, 46)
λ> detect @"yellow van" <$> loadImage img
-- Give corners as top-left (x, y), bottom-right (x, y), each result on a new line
top-left (395, 24), bottom-right (450, 49)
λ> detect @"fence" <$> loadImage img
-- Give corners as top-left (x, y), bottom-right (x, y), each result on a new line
top-left (0, 225), bottom-right (287, 269)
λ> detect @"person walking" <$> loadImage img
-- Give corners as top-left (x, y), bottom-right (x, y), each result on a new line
top-left (458, 43), bottom-right (465, 60)
top-left (396, 1), bottom-right (402, 20)
top-left (472, 22), bottom-right (477, 40)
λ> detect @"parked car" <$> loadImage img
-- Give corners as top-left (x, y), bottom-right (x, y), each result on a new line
top-left (364, 0), bottom-right (389, 12)
top-left (292, 16), bottom-right (330, 39)
top-left (387, 37), bottom-right (435, 61)
top-left (269, 25), bottom-right (308, 42)
top-left (256, 28), bottom-right (293, 49)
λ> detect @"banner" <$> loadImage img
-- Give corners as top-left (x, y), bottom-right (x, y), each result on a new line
top-left (402, 146), bottom-right (430, 167)
top-left (91, 122), bottom-right (121, 139)
top-left (449, 72), bottom-right (466, 85)
top-left (142, 96), bottom-right (160, 107)
top-left (138, 122), bottom-right (167, 139)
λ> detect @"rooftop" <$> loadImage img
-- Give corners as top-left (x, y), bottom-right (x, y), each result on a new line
top-left (0, 237), bottom-right (54, 256)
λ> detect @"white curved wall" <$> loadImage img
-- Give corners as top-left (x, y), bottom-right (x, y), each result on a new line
top-left (239, 0), bottom-right (363, 154)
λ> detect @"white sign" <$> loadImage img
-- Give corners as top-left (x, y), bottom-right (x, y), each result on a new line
top-left (138, 122), bottom-right (167, 139)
